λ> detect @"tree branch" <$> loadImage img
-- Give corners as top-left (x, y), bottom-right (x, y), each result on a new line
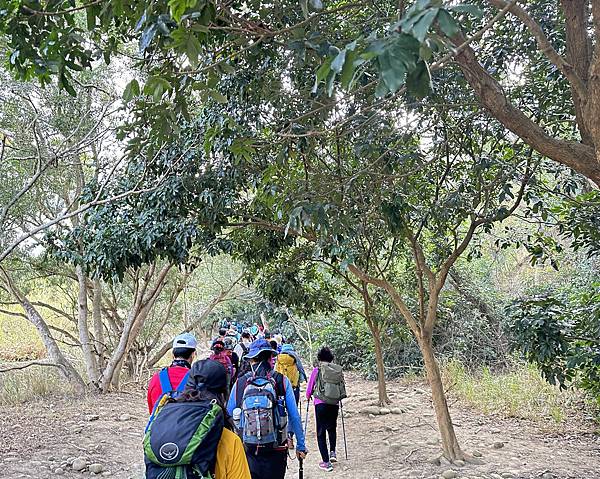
top-left (487, 0), bottom-right (587, 98)
top-left (450, 34), bottom-right (600, 184)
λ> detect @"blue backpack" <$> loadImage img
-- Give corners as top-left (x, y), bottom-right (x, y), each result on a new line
top-left (146, 368), bottom-right (190, 433)
top-left (236, 372), bottom-right (288, 448)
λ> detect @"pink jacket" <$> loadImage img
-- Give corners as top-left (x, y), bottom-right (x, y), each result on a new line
top-left (305, 367), bottom-right (325, 406)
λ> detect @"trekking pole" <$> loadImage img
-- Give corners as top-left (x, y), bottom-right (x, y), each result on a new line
top-left (340, 400), bottom-right (348, 460)
top-left (303, 397), bottom-right (310, 437)
top-left (298, 457), bottom-right (304, 479)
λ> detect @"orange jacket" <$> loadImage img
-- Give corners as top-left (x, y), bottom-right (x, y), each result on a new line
top-left (215, 428), bottom-right (251, 479)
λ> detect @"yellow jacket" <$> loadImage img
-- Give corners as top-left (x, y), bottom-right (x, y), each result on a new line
top-left (215, 428), bottom-right (251, 479)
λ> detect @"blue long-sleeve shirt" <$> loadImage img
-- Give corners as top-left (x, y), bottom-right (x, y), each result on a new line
top-left (227, 374), bottom-right (306, 452)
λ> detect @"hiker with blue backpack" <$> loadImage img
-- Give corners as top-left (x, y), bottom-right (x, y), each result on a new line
top-left (144, 358), bottom-right (251, 479)
top-left (146, 332), bottom-right (197, 413)
top-left (227, 339), bottom-right (308, 479)
top-left (305, 346), bottom-right (347, 472)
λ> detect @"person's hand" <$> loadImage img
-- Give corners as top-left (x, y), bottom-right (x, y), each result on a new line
top-left (296, 449), bottom-right (308, 460)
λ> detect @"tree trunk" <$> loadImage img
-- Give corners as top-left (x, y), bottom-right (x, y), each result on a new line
top-left (418, 332), bottom-right (463, 461)
top-left (76, 266), bottom-right (99, 384)
top-left (367, 318), bottom-right (390, 406)
top-left (92, 278), bottom-right (105, 370)
top-left (0, 268), bottom-right (86, 392)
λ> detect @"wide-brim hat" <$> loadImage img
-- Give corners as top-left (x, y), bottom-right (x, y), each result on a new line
top-left (245, 338), bottom-right (278, 359)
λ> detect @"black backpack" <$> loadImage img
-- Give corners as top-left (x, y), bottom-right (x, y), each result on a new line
top-left (144, 400), bottom-right (224, 479)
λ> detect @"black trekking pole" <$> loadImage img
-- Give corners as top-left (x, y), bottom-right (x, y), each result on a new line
top-left (340, 400), bottom-right (348, 460)
top-left (303, 397), bottom-right (310, 437)
top-left (298, 457), bottom-right (304, 479)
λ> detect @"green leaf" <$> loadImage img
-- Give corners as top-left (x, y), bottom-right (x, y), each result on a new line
top-left (412, 8), bottom-right (438, 43)
top-left (437, 9), bottom-right (460, 37)
top-left (340, 49), bottom-right (358, 89)
top-left (209, 90), bottom-right (228, 103)
top-left (313, 57), bottom-right (333, 93)
top-left (123, 79), bottom-right (140, 102)
top-left (419, 44), bottom-right (433, 61)
top-left (449, 4), bottom-right (484, 18)
top-left (377, 35), bottom-right (419, 93)
top-left (169, 0), bottom-right (188, 22)
top-left (63, 80), bottom-right (77, 97)
top-left (331, 48), bottom-right (346, 74)
top-left (185, 33), bottom-right (201, 68)
top-left (406, 61), bottom-right (431, 99)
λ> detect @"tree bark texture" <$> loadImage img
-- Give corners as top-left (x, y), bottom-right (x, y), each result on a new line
top-left (419, 333), bottom-right (463, 461)
top-left (76, 265), bottom-right (99, 384)
top-left (367, 318), bottom-right (391, 406)
top-left (92, 278), bottom-right (105, 370)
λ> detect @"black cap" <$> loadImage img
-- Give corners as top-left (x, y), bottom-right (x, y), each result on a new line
top-left (185, 359), bottom-right (228, 394)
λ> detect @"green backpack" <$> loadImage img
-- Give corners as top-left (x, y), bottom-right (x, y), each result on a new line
top-left (314, 362), bottom-right (347, 404)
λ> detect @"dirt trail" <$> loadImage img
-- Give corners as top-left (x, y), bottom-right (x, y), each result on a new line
top-left (1, 374), bottom-right (599, 479)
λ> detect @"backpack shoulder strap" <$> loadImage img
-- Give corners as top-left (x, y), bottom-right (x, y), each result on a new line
top-left (272, 371), bottom-right (286, 398)
top-left (158, 367), bottom-right (173, 394)
top-left (176, 371), bottom-right (190, 392)
top-left (235, 373), bottom-right (250, 406)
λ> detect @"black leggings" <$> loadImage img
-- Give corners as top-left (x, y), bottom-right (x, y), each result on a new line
top-left (314, 403), bottom-right (339, 463)
top-left (245, 447), bottom-right (287, 479)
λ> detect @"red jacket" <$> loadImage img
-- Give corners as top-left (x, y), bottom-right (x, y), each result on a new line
top-left (147, 366), bottom-right (190, 413)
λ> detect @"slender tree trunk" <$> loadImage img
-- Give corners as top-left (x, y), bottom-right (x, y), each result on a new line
top-left (0, 268), bottom-right (86, 391)
top-left (367, 318), bottom-right (390, 406)
top-left (92, 278), bottom-right (105, 370)
top-left (76, 266), bottom-right (99, 384)
top-left (418, 331), bottom-right (463, 461)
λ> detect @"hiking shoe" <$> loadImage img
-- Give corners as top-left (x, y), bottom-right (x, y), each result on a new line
top-left (319, 462), bottom-right (334, 472)
top-left (329, 451), bottom-right (338, 463)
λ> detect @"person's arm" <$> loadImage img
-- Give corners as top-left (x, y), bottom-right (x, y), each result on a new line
top-left (226, 382), bottom-right (238, 415)
top-left (229, 433), bottom-right (252, 479)
top-left (305, 367), bottom-right (318, 400)
top-left (284, 377), bottom-right (306, 452)
top-left (147, 375), bottom-right (158, 413)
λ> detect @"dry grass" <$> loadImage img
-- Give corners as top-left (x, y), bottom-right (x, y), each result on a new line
top-left (442, 359), bottom-right (586, 424)
top-left (0, 366), bottom-right (75, 405)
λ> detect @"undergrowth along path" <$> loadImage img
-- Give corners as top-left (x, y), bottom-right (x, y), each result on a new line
top-left (1, 374), bottom-right (598, 479)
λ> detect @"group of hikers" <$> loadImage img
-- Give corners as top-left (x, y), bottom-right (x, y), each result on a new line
top-left (144, 325), bottom-right (347, 479)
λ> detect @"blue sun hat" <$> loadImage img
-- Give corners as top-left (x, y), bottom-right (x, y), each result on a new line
top-left (245, 339), bottom-right (278, 359)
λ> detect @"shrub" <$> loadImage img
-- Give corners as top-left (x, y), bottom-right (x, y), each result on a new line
top-left (442, 359), bottom-right (588, 424)
top-left (0, 366), bottom-right (74, 405)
